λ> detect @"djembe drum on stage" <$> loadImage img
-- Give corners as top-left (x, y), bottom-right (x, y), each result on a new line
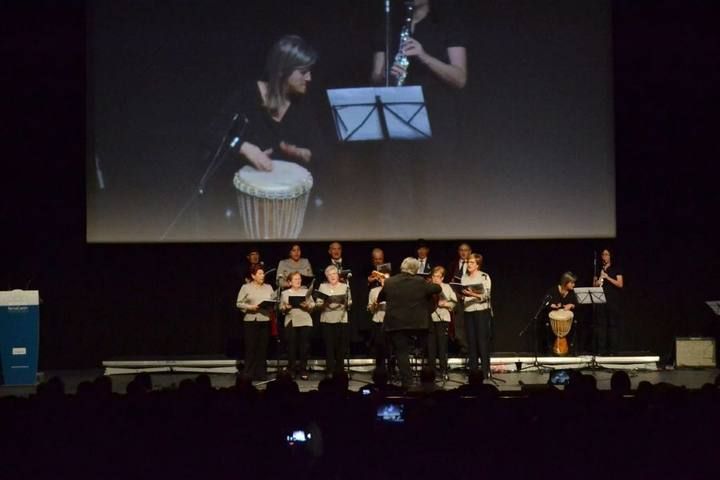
top-left (233, 160), bottom-right (313, 239)
top-left (548, 309), bottom-right (574, 355)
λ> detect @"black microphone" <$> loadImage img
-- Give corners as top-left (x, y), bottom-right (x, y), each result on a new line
top-left (228, 113), bottom-right (248, 149)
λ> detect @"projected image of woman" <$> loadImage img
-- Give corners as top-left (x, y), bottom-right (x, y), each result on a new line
top-left (220, 35), bottom-right (324, 239)
top-left (230, 35), bottom-right (319, 172)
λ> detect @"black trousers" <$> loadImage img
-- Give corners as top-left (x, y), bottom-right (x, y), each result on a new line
top-left (371, 322), bottom-right (391, 372)
top-left (244, 321), bottom-right (269, 380)
top-left (285, 325), bottom-right (311, 374)
top-left (388, 330), bottom-right (426, 388)
top-left (595, 304), bottom-right (621, 354)
top-left (427, 321), bottom-right (450, 373)
top-left (322, 323), bottom-right (348, 375)
top-left (453, 306), bottom-right (469, 353)
top-left (465, 309), bottom-right (492, 377)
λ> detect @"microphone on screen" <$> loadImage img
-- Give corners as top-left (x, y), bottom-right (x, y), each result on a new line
top-left (228, 113), bottom-right (249, 149)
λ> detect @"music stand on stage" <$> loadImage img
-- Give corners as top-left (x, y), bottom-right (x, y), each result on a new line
top-left (575, 286), bottom-right (606, 306)
top-left (326, 86), bottom-right (432, 142)
top-left (575, 287), bottom-right (607, 369)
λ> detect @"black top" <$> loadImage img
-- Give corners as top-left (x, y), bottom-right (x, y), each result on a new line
top-left (374, 9), bottom-right (467, 140)
top-left (374, 10), bottom-right (466, 89)
top-left (546, 286), bottom-right (578, 310)
top-left (601, 264), bottom-right (623, 307)
top-left (379, 273), bottom-right (441, 332)
top-left (224, 81), bottom-right (324, 166)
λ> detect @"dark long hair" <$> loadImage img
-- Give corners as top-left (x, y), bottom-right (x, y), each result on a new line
top-left (264, 35), bottom-right (318, 116)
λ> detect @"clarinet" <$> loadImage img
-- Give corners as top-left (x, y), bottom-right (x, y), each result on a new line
top-left (393, 1), bottom-right (414, 86)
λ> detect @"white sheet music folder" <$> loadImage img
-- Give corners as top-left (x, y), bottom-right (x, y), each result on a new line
top-left (327, 86), bottom-right (432, 141)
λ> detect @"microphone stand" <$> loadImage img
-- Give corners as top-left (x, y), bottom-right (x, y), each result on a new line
top-left (342, 271), bottom-right (354, 379)
top-left (485, 289), bottom-right (506, 385)
top-left (161, 114), bottom-right (247, 240)
top-left (384, 0), bottom-right (391, 87)
top-left (517, 295), bottom-right (552, 373)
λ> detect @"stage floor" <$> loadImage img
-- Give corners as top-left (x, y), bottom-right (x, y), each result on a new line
top-left (1, 366), bottom-right (717, 398)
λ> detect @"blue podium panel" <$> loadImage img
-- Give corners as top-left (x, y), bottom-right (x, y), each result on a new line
top-left (0, 290), bottom-right (40, 385)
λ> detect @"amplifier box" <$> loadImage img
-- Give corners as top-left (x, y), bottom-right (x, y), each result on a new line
top-left (675, 337), bottom-right (716, 367)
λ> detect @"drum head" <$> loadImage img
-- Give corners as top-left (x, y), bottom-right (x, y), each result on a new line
top-left (548, 309), bottom-right (574, 321)
top-left (233, 160), bottom-right (313, 199)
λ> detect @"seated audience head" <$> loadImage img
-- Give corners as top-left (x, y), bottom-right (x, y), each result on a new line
top-left (420, 366), bottom-right (436, 385)
top-left (333, 370), bottom-right (350, 392)
top-left (610, 371), bottom-right (632, 395)
top-left (467, 369), bottom-right (485, 386)
top-left (135, 372), bottom-right (153, 391)
top-left (372, 368), bottom-right (389, 387)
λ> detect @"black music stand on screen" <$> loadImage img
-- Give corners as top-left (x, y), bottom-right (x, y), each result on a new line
top-left (326, 86), bottom-right (432, 142)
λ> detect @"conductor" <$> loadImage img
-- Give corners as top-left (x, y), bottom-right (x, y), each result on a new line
top-left (379, 257), bottom-right (441, 389)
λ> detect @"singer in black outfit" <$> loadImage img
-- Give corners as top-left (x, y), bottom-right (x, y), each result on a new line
top-left (593, 249), bottom-right (624, 354)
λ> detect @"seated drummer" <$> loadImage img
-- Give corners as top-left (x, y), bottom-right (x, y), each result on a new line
top-left (543, 272), bottom-right (578, 354)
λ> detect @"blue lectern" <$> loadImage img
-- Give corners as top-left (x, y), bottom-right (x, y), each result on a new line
top-left (0, 290), bottom-right (40, 385)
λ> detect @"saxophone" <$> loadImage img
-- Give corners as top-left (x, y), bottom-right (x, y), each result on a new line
top-left (393, 1), bottom-right (414, 86)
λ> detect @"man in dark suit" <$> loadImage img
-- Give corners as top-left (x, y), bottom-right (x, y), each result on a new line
top-left (379, 257), bottom-right (441, 389)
